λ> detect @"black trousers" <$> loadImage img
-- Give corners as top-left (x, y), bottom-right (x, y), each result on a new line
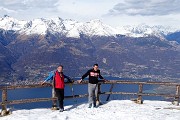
top-left (55, 88), bottom-right (64, 109)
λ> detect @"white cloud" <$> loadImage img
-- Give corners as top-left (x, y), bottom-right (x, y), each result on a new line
top-left (0, 0), bottom-right (29, 10)
top-left (54, 0), bottom-right (118, 21)
top-left (0, 6), bottom-right (17, 13)
top-left (108, 0), bottom-right (180, 16)
top-left (102, 13), bottom-right (180, 29)
top-left (0, 0), bottom-right (61, 20)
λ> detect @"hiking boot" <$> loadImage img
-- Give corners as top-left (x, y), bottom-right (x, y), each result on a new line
top-left (59, 108), bottom-right (64, 112)
top-left (88, 103), bottom-right (92, 108)
top-left (93, 103), bottom-right (97, 108)
top-left (92, 104), bottom-right (97, 108)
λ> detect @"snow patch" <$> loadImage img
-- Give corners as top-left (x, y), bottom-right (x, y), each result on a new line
top-left (1, 100), bottom-right (180, 120)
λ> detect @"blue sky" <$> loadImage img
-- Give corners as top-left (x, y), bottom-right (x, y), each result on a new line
top-left (0, 0), bottom-right (180, 28)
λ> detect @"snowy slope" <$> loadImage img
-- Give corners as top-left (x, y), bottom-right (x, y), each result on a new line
top-left (116, 24), bottom-right (177, 38)
top-left (80, 19), bottom-right (119, 37)
top-left (19, 17), bottom-right (66, 35)
top-left (0, 15), bottom-right (27, 31)
top-left (1, 100), bottom-right (180, 120)
top-left (63, 19), bottom-right (83, 38)
top-left (0, 15), bottom-right (178, 38)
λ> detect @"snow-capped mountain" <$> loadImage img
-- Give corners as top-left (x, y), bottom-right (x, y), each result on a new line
top-left (116, 24), bottom-right (178, 38)
top-left (0, 15), bottom-right (27, 31)
top-left (19, 18), bottom-right (66, 35)
top-left (0, 15), bottom-right (178, 38)
top-left (79, 19), bottom-right (118, 37)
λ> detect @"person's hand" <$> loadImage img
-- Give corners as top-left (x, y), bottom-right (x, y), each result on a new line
top-left (77, 79), bottom-right (83, 84)
top-left (103, 79), bottom-right (109, 82)
top-left (40, 82), bottom-right (45, 85)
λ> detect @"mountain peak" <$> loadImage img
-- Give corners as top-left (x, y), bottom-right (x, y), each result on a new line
top-left (4, 14), bottom-right (10, 18)
top-left (89, 19), bottom-right (102, 23)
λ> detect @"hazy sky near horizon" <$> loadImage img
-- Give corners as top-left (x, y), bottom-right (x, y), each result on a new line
top-left (0, 0), bottom-right (180, 28)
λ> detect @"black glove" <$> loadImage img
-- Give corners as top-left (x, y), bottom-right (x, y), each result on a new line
top-left (71, 79), bottom-right (75, 83)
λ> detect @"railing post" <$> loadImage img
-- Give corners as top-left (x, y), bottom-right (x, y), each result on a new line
top-left (1, 88), bottom-right (8, 116)
top-left (173, 85), bottom-right (180, 106)
top-left (96, 83), bottom-right (102, 106)
top-left (106, 84), bottom-right (114, 101)
top-left (136, 84), bottom-right (143, 104)
top-left (51, 87), bottom-right (58, 110)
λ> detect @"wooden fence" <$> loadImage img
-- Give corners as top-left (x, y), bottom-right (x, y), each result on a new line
top-left (0, 80), bottom-right (180, 116)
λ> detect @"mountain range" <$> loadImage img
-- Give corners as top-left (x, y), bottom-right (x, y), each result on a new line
top-left (0, 15), bottom-right (179, 84)
top-left (0, 15), bottom-right (179, 38)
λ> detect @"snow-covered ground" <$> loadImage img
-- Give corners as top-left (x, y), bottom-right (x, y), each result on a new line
top-left (1, 100), bottom-right (180, 120)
